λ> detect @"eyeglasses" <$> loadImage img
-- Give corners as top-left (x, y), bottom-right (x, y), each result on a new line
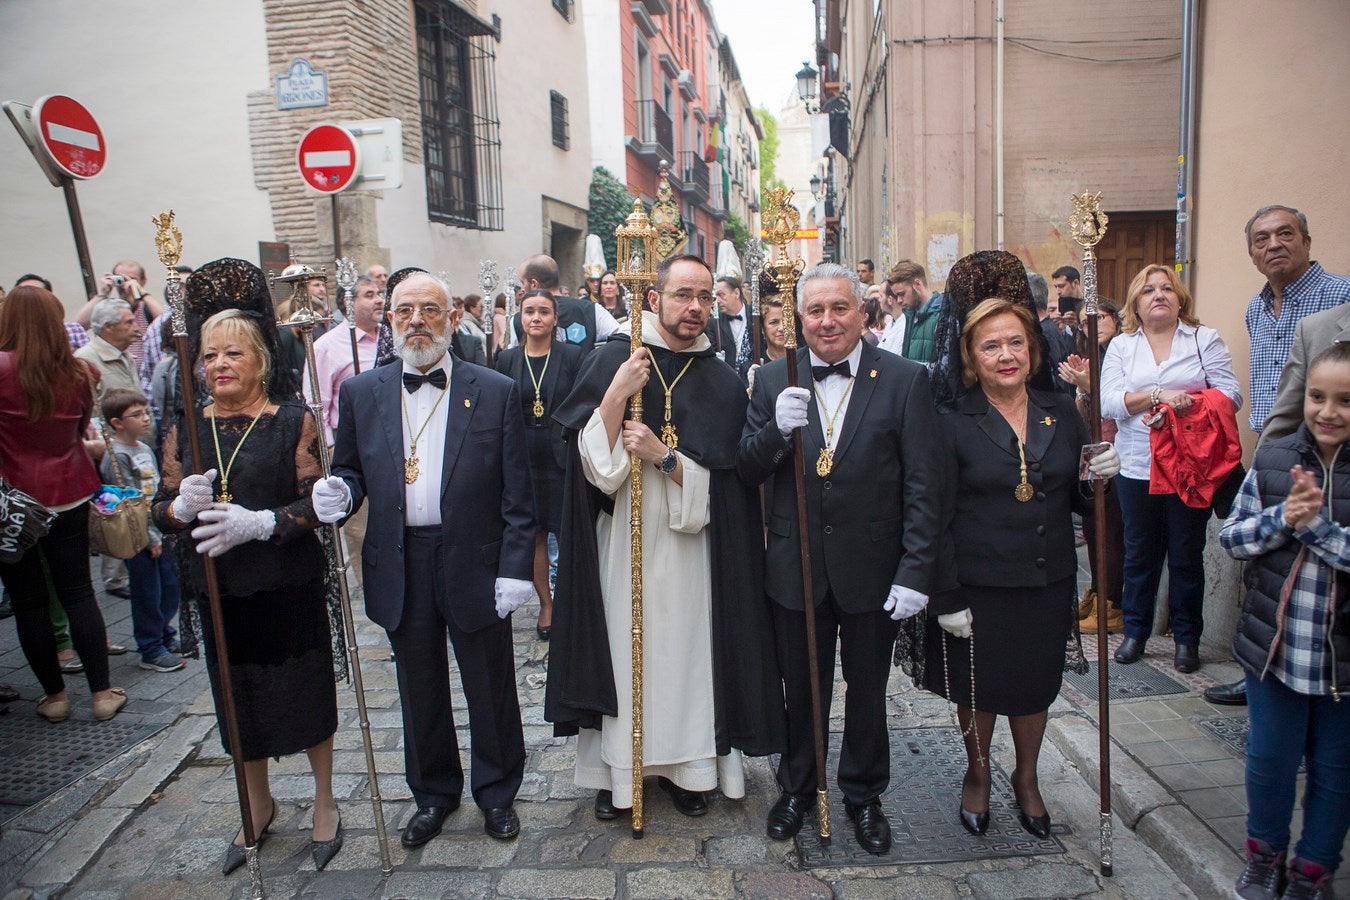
top-left (660, 290), bottom-right (714, 307)
top-left (392, 304), bottom-right (447, 321)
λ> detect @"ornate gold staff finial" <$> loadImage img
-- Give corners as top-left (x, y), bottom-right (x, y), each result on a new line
top-left (1069, 191), bottom-right (1109, 317)
top-left (152, 211), bottom-right (188, 336)
top-left (763, 187), bottom-right (806, 349)
top-left (651, 161), bottom-right (687, 261)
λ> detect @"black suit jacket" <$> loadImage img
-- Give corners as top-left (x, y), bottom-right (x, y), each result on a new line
top-left (928, 387), bottom-right (1091, 613)
top-left (492, 341), bottom-right (585, 469)
top-left (331, 359), bottom-right (535, 633)
top-left (705, 313), bottom-right (739, 370)
top-left (738, 342), bottom-right (949, 613)
top-left (451, 330), bottom-right (487, 367)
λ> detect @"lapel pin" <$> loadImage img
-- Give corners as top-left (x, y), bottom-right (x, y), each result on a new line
top-left (870, 369), bottom-right (878, 378)
top-left (1041, 416), bottom-right (1054, 425)
top-left (464, 399), bottom-right (471, 408)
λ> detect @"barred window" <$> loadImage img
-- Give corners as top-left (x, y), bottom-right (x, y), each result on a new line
top-left (550, 91), bottom-right (569, 150)
top-left (414, 1), bottom-right (504, 230)
top-left (552, 0), bottom-right (573, 22)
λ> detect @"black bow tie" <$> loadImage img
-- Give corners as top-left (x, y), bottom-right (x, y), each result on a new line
top-left (812, 361), bottom-right (851, 381)
top-left (726, 313), bottom-right (743, 321)
top-left (403, 368), bottom-right (447, 393)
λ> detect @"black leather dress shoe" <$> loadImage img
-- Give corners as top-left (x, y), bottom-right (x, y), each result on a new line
top-left (766, 792), bottom-right (811, 840)
top-left (594, 790), bottom-right (622, 820)
top-left (844, 799), bottom-right (891, 855)
top-left (106, 586), bottom-right (131, 599)
top-left (658, 776), bottom-right (707, 817)
top-left (959, 805), bottom-right (989, 836)
top-left (483, 806), bottom-right (520, 840)
top-left (0, 684), bottom-right (18, 704)
top-left (1203, 678), bottom-right (1248, 706)
top-left (401, 804), bottom-right (455, 848)
top-left (1174, 644), bottom-right (1200, 673)
top-left (1114, 636), bottom-right (1145, 664)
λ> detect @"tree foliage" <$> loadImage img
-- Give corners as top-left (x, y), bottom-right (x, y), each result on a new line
top-left (755, 106), bottom-right (786, 202)
top-left (587, 166), bottom-right (633, 272)
top-left (724, 210), bottom-right (751, 257)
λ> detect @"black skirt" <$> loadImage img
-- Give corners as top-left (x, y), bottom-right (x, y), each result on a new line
top-left (525, 425), bottom-right (565, 535)
top-left (924, 576), bottom-right (1073, 716)
top-left (198, 576), bottom-right (337, 760)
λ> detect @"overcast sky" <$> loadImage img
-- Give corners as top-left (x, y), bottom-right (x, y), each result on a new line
top-left (710, 1), bottom-right (816, 114)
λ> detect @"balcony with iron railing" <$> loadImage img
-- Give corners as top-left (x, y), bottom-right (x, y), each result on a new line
top-left (679, 150), bottom-right (709, 201)
top-left (708, 161), bottom-right (727, 219)
top-left (630, 99), bottom-right (674, 167)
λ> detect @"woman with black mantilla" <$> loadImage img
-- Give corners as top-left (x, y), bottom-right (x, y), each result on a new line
top-left (493, 289), bottom-right (584, 639)
top-left (546, 254), bottom-right (784, 821)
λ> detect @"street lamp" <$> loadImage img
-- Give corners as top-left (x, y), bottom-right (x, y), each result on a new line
top-left (795, 61), bottom-right (818, 106)
top-left (809, 174), bottom-right (822, 200)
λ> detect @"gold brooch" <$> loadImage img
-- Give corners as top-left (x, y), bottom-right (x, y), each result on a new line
top-left (464, 399), bottom-right (471, 408)
top-left (1041, 416), bottom-right (1054, 425)
top-left (870, 369), bottom-right (878, 378)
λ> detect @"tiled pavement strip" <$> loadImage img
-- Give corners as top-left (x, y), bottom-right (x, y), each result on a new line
top-left (0, 549), bottom-right (1340, 898)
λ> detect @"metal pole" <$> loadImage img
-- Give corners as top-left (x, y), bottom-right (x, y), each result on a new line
top-left (747, 239), bottom-right (765, 366)
top-left (63, 179), bottom-right (98, 298)
top-left (335, 258), bottom-right (361, 376)
top-left (627, 280), bottom-right (646, 840)
top-left (1175, 0), bottom-right (1198, 284)
top-left (275, 270), bottom-right (395, 875)
top-left (330, 194), bottom-right (343, 261)
top-left (151, 212), bottom-right (266, 899)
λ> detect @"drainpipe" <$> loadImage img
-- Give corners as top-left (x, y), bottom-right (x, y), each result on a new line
top-left (995, 0), bottom-right (1005, 251)
top-left (1175, 0), bottom-right (1198, 283)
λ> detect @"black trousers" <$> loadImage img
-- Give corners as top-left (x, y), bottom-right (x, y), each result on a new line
top-left (772, 595), bottom-right (899, 805)
top-left (388, 528), bottom-right (525, 810)
top-left (0, 504), bottom-right (110, 695)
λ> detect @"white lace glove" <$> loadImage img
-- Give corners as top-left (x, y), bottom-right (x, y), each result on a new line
top-left (938, 608), bottom-right (973, 638)
top-left (170, 468), bottom-right (218, 524)
top-left (311, 476), bottom-right (352, 523)
top-left (883, 584), bottom-right (929, 620)
top-left (494, 577), bottom-right (534, 619)
top-left (191, 504), bottom-right (276, 558)
top-left (775, 386), bottom-right (810, 437)
top-left (1088, 444), bottom-right (1121, 479)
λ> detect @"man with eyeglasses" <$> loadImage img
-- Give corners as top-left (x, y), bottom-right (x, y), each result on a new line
top-left (315, 272), bottom-right (535, 847)
top-left (548, 253), bottom-right (785, 826)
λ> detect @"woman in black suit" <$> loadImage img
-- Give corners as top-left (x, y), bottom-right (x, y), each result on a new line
top-left (926, 297), bottom-right (1118, 839)
top-left (493, 289), bottom-right (583, 639)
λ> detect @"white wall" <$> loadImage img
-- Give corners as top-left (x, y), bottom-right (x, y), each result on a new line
top-left (0, 0), bottom-right (273, 310)
top-left (582, 0), bottom-right (626, 179)
top-left (378, 0), bottom-right (594, 293)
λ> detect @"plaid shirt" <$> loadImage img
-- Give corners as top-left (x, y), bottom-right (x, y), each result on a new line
top-left (1221, 465), bottom-right (1343, 695)
top-left (1245, 262), bottom-right (1350, 432)
top-left (64, 321), bottom-right (89, 350)
top-left (138, 310), bottom-right (169, 411)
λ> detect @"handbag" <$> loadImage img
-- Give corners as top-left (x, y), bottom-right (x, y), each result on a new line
top-left (1193, 331), bottom-right (1247, 519)
top-left (87, 430), bottom-right (150, 560)
top-left (0, 477), bottom-right (57, 564)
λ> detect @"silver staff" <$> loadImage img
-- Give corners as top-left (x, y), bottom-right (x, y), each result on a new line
top-left (335, 257), bottom-right (361, 375)
top-left (478, 259), bottom-right (497, 363)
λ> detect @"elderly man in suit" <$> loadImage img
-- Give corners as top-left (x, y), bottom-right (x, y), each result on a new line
top-left (313, 272), bottom-right (536, 846)
top-left (738, 262), bottom-right (947, 854)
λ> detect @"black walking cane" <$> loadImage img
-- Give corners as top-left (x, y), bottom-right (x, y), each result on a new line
top-left (152, 212), bottom-right (267, 899)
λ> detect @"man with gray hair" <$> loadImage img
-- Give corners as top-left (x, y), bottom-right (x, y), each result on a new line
top-left (77, 299), bottom-right (148, 433)
top-left (739, 262), bottom-right (946, 854)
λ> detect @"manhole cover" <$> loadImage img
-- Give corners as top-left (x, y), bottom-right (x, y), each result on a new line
top-left (1063, 661), bottom-right (1190, 702)
top-left (0, 715), bottom-right (165, 811)
top-left (796, 726), bottom-right (1065, 868)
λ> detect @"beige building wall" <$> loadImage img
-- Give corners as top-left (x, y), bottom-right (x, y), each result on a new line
top-left (0, 0), bottom-right (273, 309)
top-left (838, 0), bottom-right (1180, 287)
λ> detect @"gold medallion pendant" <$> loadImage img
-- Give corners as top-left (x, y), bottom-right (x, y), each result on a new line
top-left (533, 397), bottom-right (545, 419)
top-left (816, 447), bottom-right (834, 477)
top-left (216, 491), bottom-right (232, 504)
top-left (404, 454), bottom-right (421, 485)
top-left (660, 423), bottom-right (679, 449)
top-left (1014, 481), bottom-right (1034, 502)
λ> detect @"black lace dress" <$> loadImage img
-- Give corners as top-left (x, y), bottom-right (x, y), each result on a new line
top-left (153, 401), bottom-right (336, 760)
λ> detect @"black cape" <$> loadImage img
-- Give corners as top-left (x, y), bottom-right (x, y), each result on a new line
top-left (545, 329), bottom-right (786, 757)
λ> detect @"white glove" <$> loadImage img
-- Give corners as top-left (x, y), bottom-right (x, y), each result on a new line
top-left (1088, 444), bottom-right (1121, 479)
top-left (775, 386), bottom-right (810, 437)
top-left (191, 504), bottom-right (276, 558)
top-left (171, 468), bottom-right (218, 523)
top-left (494, 577), bottom-right (534, 619)
top-left (938, 609), bottom-right (973, 638)
top-left (311, 476), bottom-right (352, 523)
top-left (746, 363), bottom-right (761, 395)
top-left (883, 584), bottom-right (929, 620)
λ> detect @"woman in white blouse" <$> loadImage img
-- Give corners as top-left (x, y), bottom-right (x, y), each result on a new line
top-left (1099, 265), bottom-right (1243, 673)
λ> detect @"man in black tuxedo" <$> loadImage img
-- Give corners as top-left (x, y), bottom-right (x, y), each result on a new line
top-left (314, 272), bottom-right (536, 846)
top-left (512, 254), bottom-right (619, 354)
top-left (738, 262), bottom-right (947, 855)
top-left (706, 275), bottom-right (752, 374)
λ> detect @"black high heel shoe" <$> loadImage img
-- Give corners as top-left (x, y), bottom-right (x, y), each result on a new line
top-left (536, 625), bottom-right (551, 641)
top-left (959, 805), bottom-right (989, 836)
top-left (222, 799), bottom-right (278, 875)
top-left (311, 814), bottom-right (344, 871)
top-left (1013, 785), bottom-right (1051, 839)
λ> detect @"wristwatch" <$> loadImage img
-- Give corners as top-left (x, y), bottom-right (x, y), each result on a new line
top-left (660, 448), bottom-right (678, 474)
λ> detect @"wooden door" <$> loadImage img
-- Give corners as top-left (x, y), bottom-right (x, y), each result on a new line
top-left (1092, 211), bottom-right (1176, 304)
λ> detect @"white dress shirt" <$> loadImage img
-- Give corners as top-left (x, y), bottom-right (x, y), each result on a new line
top-left (724, 304), bottom-right (747, 351)
top-left (1099, 322), bottom-right (1243, 480)
top-left (401, 352), bottom-right (453, 526)
top-left (808, 341), bottom-right (865, 450)
top-left (878, 314), bottom-right (907, 356)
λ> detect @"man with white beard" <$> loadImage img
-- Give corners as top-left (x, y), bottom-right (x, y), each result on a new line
top-left (313, 272), bottom-right (536, 847)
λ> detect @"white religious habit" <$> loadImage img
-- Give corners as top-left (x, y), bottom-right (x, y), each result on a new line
top-left (572, 316), bottom-right (745, 808)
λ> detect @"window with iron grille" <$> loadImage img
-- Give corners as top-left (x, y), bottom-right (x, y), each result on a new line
top-left (552, 0), bottom-right (573, 22)
top-left (414, 1), bottom-right (504, 230)
top-left (550, 91), bottom-right (569, 150)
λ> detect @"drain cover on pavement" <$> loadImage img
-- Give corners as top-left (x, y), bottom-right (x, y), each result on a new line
top-left (1062, 661), bottom-right (1190, 702)
top-left (795, 726), bottom-right (1065, 868)
top-left (0, 715), bottom-right (165, 811)
top-left (1195, 714), bottom-right (1250, 757)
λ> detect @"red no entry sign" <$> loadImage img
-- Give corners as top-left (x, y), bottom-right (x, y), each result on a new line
top-left (296, 124), bottom-right (361, 193)
top-left (34, 95), bottom-right (106, 179)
